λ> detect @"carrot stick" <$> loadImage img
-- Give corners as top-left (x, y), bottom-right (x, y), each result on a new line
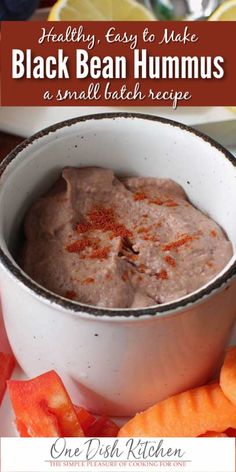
top-left (220, 347), bottom-right (236, 405)
top-left (118, 383), bottom-right (236, 437)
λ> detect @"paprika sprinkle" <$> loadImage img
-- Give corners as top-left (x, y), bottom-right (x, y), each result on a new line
top-left (65, 290), bottom-right (77, 300)
top-left (133, 192), bottom-right (147, 201)
top-left (89, 247), bottom-right (110, 260)
top-left (165, 255), bottom-right (176, 267)
top-left (162, 234), bottom-right (194, 252)
top-left (164, 200), bottom-right (179, 208)
top-left (142, 235), bottom-right (159, 242)
top-left (77, 207), bottom-right (132, 240)
top-left (82, 278), bottom-right (95, 285)
top-left (156, 269), bottom-right (169, 280)
top-left (210, 230), bottom-right (217, 238)
top-left (66, 239), bottom-right (91, 253)
top-left (66, 238), bottom-right (99, 254)
top-left (122, 270), bottom-right (130, 282)
top-left (137, 227), bottom-right (150, 234)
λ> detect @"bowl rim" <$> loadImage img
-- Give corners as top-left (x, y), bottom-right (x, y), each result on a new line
top-left (0, 111), bottom-right (235, 319)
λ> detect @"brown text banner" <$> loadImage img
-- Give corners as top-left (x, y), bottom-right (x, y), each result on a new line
top-left (1, 21), bottom-right (236, 107)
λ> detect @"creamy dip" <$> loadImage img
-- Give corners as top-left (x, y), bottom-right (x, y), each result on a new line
top-left (20, 167), bottom-right (233, 308)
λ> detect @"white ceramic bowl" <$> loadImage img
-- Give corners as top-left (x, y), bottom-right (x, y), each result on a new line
top-left (0, 113), bottom-right (236, 416)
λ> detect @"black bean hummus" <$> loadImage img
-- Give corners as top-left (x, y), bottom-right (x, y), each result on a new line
top-left (20, 167), bottom-right (233, 308)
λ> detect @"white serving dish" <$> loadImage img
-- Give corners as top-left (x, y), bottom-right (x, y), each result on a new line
top-left (0, 113), bottom-right (235, 417)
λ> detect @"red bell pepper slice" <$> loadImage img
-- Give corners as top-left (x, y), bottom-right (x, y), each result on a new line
top-left (15, 419), bottom-right (31, 437)
top-left (0, 352), bottom-right (15, 406)
top-left (74, 405), bottom-right (96, 433)
top-left (74, 405), bottom-right (119, 437)
top-left (86, 416), bottom-right (120, 437)
top-left (8, 370), bottom-right (84, 437)
top-left (225, 428), bottom-right (236, 437)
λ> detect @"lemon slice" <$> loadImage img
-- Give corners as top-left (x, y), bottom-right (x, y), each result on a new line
top-left (48, 0), bottom-right (155, 21)
top-left (209, 0), bottom-right (236, 20)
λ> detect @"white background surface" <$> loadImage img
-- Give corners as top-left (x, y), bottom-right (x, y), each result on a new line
top-left (0, 106), bottom-right (235, 137)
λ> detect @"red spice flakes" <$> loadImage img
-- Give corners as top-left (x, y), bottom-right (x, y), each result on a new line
top-left (109, 224), bottom-right (132, 239)
top-left (66, 238), bottom-right (99, 254)
top-left (135, 193), bottom-right (178, 207)
top-left (65, 290), bottom-right (77, 300)
top-left (126, 253), bottom-right (138, 261)
top-left (82, 277), bottom-right (95, 285)
top-left (165, 255), bottom-right (176, 267)
top-left (122, 270), bottom-right (129, 282)
top-left (156, 269), bottom-right (168, 280)
top-left (66, 239), bottom-right (91, 253)
top-left (139, 263), bottom-right (147, 273)
top-left (112, 224), bottom-right (132, 239)
top-left (162, 234), bottom-right (194, 252)
top-left (78, 207), bottom-right (133, 240)
top-left (137, 226), bottom-right (149, 234)
top-left (134, 192), bottom-right (147, 201)
top-left (150, 198), bottom-right (179, 207)
top-left (142, 235), bottom-right (158, 242)
top-left (138, 275), bottom-right (143, 282)
top-left (142, 214), bottom-right (148, 218)
top-left (210, 230), bottom-right (217, 238)
top-left (77, 222), bottom-right (91, 234)
top-left (150, 198), bottom-right (164, 206)
top-left (89, 247), bottom-right (110, 260)
top-left (164, 200), bottom-right (179, 208)
top-left (206, 261), bottom-right (214, 268)
top-left (89, 207), bottom-right (114, 228)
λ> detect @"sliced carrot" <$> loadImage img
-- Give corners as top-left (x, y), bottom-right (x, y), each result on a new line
top-left (220, 347), bottom-right (236, 405)
top-left (118, 383), bottom-right (236, 437)
top-left (199, 431), bottom-right (228, 437)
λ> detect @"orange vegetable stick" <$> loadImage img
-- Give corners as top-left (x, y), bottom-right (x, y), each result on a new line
top-left (119, 383), bottom-right (236, 437)
top-left (220, 347), bottom-right (236, 405)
